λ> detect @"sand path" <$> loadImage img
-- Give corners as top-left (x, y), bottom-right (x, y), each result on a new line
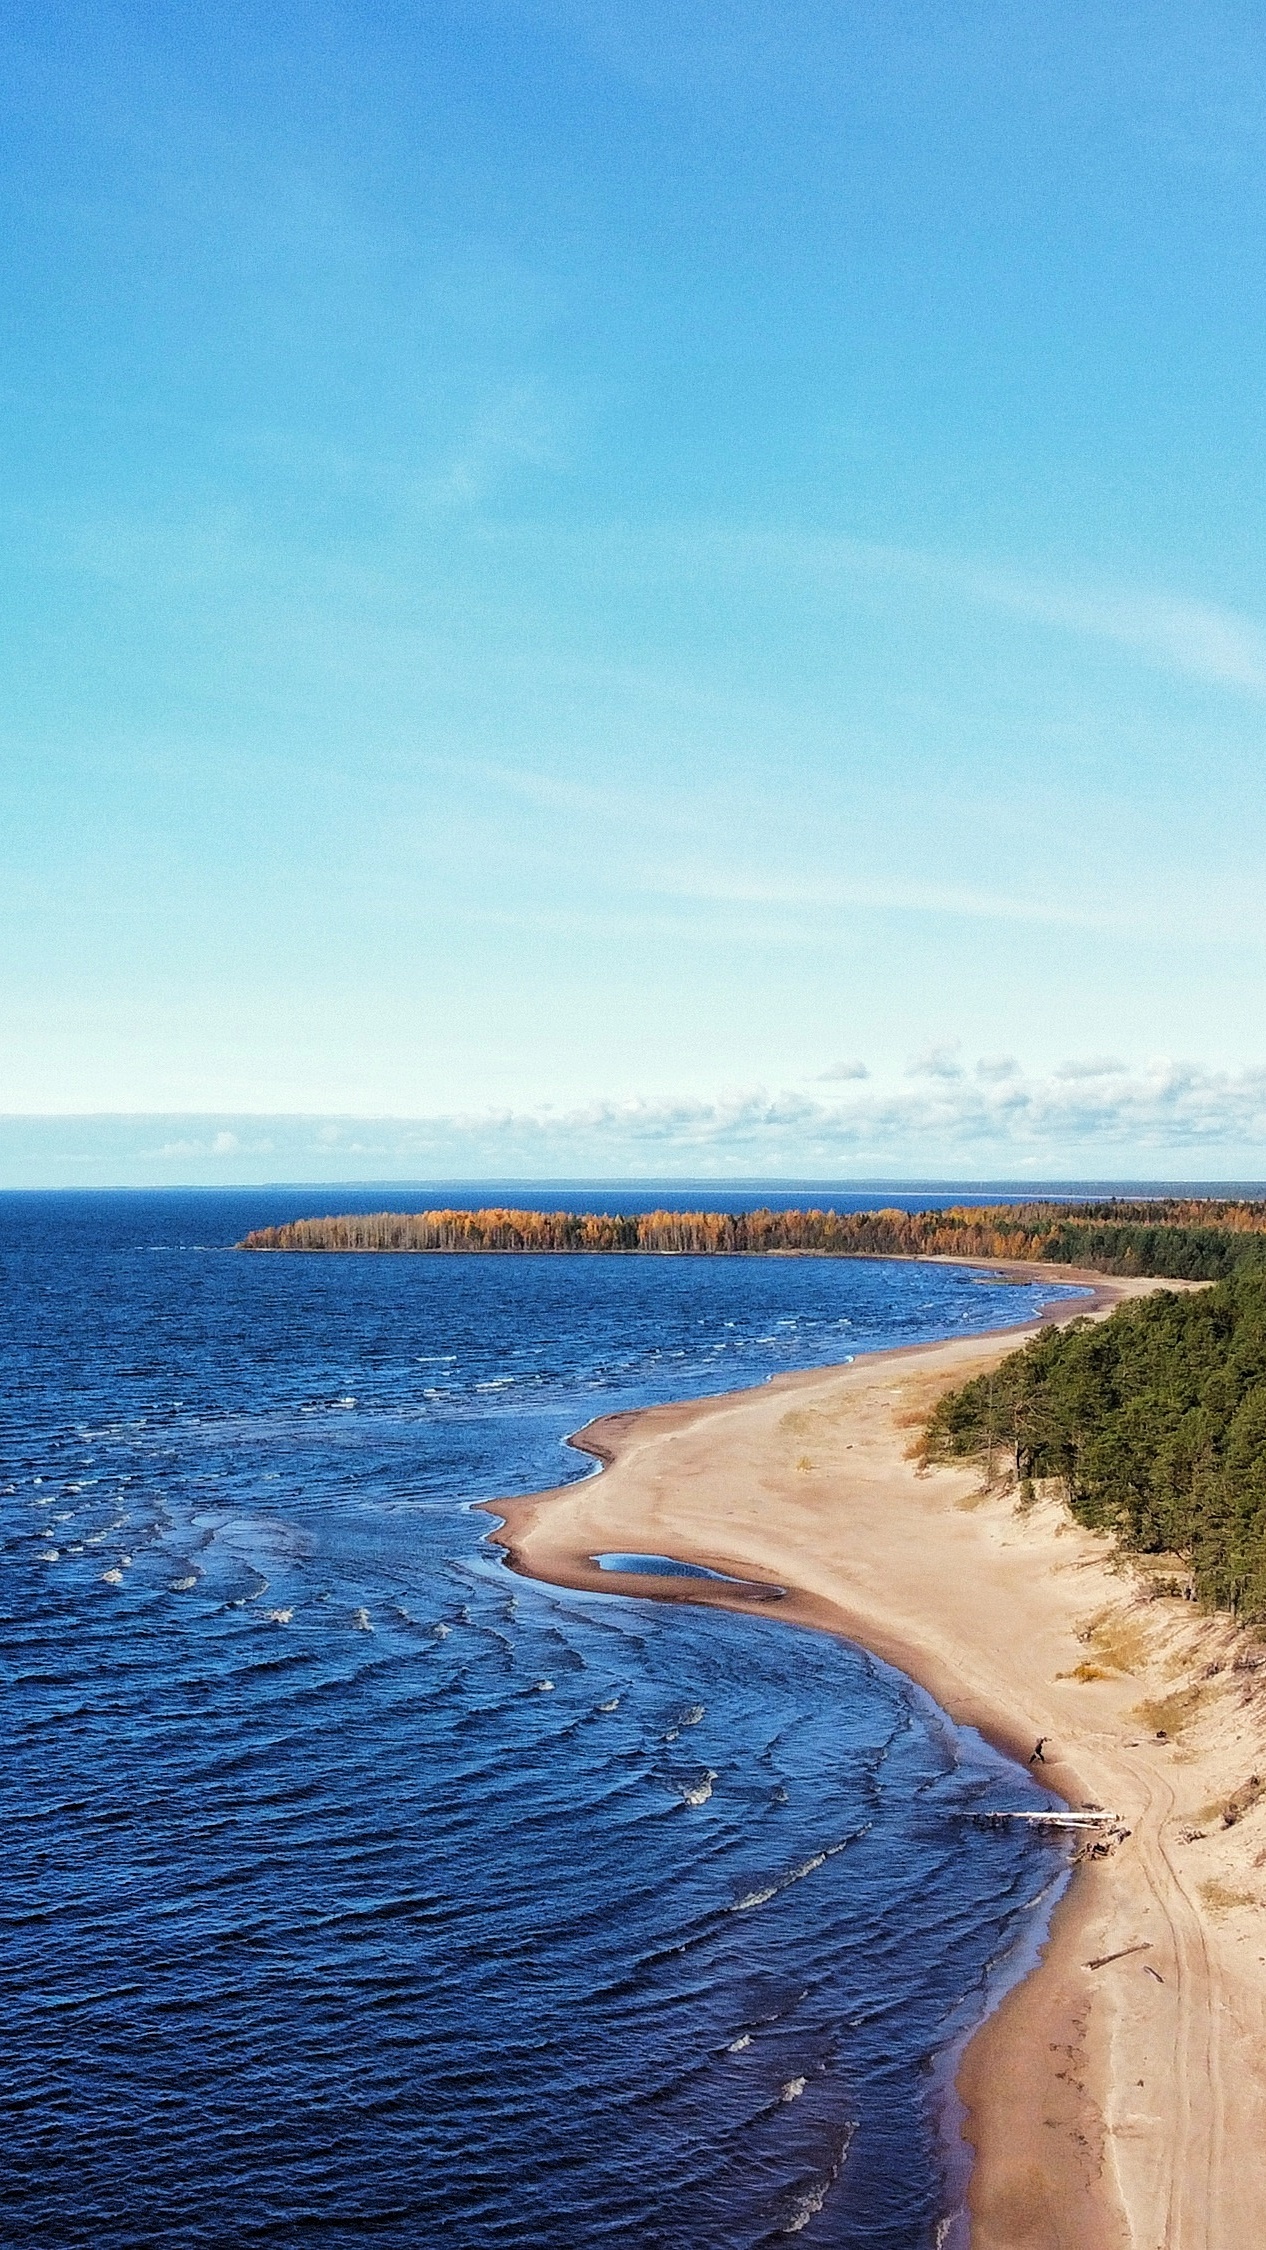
top-left (486, 1272), bottom-right (1266, 2248)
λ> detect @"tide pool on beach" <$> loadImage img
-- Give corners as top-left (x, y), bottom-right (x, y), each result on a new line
top-left (1, 1189), bottom-right (1087, 2248)
top-left (595, 1552), bottom-right (776, 1584)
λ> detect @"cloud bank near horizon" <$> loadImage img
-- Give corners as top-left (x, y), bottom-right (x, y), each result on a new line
top-left (5, 1058), bottom-right (1266, 1188)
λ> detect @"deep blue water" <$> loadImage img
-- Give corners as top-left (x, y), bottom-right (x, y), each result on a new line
top-left (0, 1191), bottom-right (1085, 2249)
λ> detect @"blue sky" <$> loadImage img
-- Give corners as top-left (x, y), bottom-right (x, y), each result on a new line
top-left (5, 1), bottom-right (1266, 1182)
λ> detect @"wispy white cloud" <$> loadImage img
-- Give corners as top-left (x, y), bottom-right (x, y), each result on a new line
top-left (959, 566), bottom-right (1266, 693)
top-left (676, 524), bottom-right (1266, 697)
top-left (632, 863), bottom-right (1130, 931)
top-left (429, 384), bottom-right (563, 508)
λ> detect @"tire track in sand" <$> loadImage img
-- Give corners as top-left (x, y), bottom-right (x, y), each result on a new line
top-left (1112, 1750), bottom-right (1226, 2249)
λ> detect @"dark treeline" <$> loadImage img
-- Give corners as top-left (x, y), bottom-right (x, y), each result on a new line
top-left (1041, 1221), bottom-right (1266, 1281)
top-left (922, 1273), bottom-right (1266, 1619)
top-left (239, 1199), bottom-right (1266, 1275)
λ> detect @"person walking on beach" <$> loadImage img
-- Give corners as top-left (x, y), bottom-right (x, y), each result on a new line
top-left (1029, 1737), bottom-right (1048, 1765)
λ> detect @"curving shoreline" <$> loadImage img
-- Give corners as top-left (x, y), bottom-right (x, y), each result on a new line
top-left (481, 1263), bottom-right (1266, 2249)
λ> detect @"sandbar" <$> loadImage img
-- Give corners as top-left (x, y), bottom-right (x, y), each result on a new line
top-left (483, 1264), bottom-right (1266, 2249)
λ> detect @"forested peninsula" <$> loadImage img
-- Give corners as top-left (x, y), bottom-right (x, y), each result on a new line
top-left (238, 1197), bottom-right (1266, 1280)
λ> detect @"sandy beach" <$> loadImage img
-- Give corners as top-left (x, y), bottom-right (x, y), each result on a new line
top-left (484, 1267), bottom-right (1266, 2249)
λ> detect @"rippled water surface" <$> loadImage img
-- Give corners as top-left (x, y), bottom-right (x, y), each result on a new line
top-left (1, 1191), bottom-right (1082, 2248)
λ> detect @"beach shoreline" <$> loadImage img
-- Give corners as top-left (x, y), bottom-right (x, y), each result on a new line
top-left (481, 1262), bottom-right (1266, 2249)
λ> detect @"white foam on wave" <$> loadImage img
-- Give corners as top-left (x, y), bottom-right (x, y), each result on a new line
top-left (266, 1608), bottom-right (293, 1625)
top-left (432, 1621), bottom-right (450, 1638)
top-left (732, 1883), bottom-right (779, 1911)
top-left (726, 2032), bottom-right (751, 2052)
top-left (596, 1697), bottom-right (620, 1712)
top-left (680, 1704), bottom-right (705, 1726)
top-left (170, 1575), bottom-right (198, 1591)
top-left (733, 1830), bottom-right (863, 1912)
top-left (534, 1678), bottom-right (554, 1692)
top-left (679, 1769), bottom-right (717, 1807)
top-left (351, 1607), bottom-right (373, 1631)
top-left (101, 1568), bottom-right (124, 1586)
top-left (37, 1549), bottom-right (60, 1562)
top-left (781, 2179), bottom-right (827, 2233)
top-left (780, 2076), bottom-right (808, 2102)
top-left (778, 2123), bottom-right (856, 2235)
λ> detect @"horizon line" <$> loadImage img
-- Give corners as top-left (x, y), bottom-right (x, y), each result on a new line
top-left (6, 1174), bottom-right (1266, 1196)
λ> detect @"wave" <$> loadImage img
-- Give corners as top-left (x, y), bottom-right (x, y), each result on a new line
top-left (732, 1883), bottom-right (779, 1911)
top-left (776, 2127), bottom-right (857, 2237)
top-left (731, 1828), bottom-right (870, 1912)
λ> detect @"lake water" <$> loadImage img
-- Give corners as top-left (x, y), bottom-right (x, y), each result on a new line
top-left (0, 1189), bottom-right (1083, 2248)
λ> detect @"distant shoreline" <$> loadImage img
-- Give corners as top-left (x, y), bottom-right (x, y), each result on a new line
top-left (482, 1270), bottom-right (1266, 2250)
top-left (235, 1196), bottom-right (1266, 1286)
